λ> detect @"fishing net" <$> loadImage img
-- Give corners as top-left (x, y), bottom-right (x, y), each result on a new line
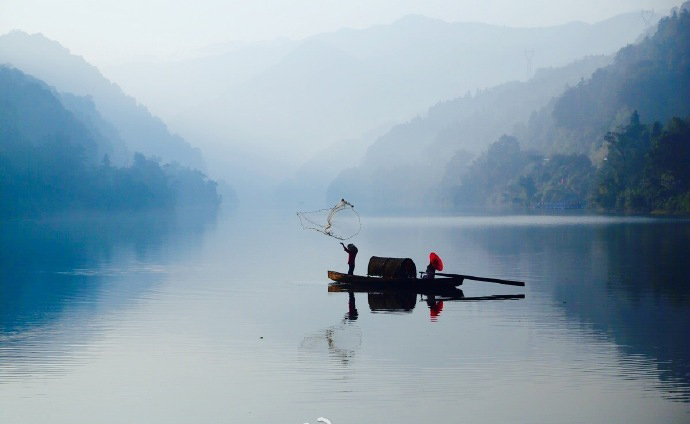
top-left (297, 199), bottom-right (361, 240)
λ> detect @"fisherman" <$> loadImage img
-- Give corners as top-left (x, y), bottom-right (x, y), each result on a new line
top-left (423, 261), bottom-right (436, 279)
top-left (423, 252), bottom-right (443, 279)
top-left (340, 242), bottom-right (358, 275)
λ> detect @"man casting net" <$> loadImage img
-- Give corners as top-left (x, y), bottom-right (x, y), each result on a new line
top-left (297, 199), bottom-right (361, 240)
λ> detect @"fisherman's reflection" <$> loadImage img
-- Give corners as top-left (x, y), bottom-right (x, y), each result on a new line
top-left (345, 290), bottom-right (359, 321)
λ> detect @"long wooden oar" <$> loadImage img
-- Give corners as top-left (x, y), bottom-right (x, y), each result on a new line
top-left (423, 294), bottom-right (526, 301)
top-left (436, 272), bottom-right (525, 287)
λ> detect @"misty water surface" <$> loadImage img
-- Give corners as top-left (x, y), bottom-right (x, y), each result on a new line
top-left (0, 210), bottom-right (688, 424)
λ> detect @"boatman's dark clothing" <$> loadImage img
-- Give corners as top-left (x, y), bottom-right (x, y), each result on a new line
top-left (424, 264), bottom-right (436, 279)
top-left (344, 246), bottom-right (357, 275)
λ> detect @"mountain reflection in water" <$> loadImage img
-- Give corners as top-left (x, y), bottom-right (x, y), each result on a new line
top-left (454, 216), bottom-right (690, 402)
top-left (0, 210), bottom-right (217, 380)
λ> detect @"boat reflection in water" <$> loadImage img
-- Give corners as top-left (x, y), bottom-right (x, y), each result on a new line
top-left (368, 291), bottom-right (417, 313)
top-left (328, 282), bottom-right (525, 320)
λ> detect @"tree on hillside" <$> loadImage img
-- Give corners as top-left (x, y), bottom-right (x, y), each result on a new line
top-left (593, 113), bottom-right (690, 212)
top-left (529, 154), bottom-right (594, 208)
top-left (594, 111), bottom-right (652, 209)
top-left (452, 135), bottom-right (534, 207)
top-left (641, 116), bottom-right (690, 212)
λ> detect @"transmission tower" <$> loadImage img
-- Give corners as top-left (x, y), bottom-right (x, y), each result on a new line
top-left (640, 10), bottom-right (654, 28)
top-left (524, 50), bottom-right (535, 80)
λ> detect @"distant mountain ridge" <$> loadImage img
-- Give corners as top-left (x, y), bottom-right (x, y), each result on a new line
top-left (197, 12), bottom-right (654, 150)
top-left (0, 31), bottom-right (205, 171)
top-left (324, 9), bottom-right (690, 213)
top-left (102, 11), bottom-right (657, 188)
top-left (325, 54), bottom-right (613, 211)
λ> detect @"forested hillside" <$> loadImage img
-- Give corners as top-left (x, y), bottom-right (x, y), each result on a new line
top-left (445, 8), bottom-right (690, 214)
top-left (327, 54), bottom-right (612, 211)
top-left (0, 66), bottom-right (221, 217)
top-left (518, 7), bottom-right (690, 156)
top-left (0, 31), bottom-right (205, 170)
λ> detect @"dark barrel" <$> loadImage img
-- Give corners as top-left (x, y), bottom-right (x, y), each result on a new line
top-left (367, 256), bottom-right (417, 279)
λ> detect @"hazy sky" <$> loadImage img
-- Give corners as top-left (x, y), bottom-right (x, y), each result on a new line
top-left (0, 0), bottom-right (681, 66)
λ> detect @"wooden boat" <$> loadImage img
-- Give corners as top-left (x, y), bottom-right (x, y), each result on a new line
top-left (329, 269), bottom-right (524, 288)
top-left (328, 256), bottom-right (525, 295)
top-left (327, 270), bottom-right (464, 293)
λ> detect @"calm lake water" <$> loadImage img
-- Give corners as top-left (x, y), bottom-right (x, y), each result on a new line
top-left (1, 209), bottom-right (689, 424)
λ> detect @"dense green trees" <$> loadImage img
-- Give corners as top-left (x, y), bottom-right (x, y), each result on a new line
top-left (449, 113), bottom-right (689, 213)
top-left (451, 135), bottom-right (594, 209)
top-left (644, 117), bottom-right (690, 211)
top-left (594, 115), bottom-right (690, 213)
top-left (450, 112), bottom-right (689, 213)
top-left (592, 112), bottom-right (651, 209)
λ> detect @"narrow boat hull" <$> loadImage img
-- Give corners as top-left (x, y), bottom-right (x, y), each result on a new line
top-left (327, 270), bottom-right (463, 293)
